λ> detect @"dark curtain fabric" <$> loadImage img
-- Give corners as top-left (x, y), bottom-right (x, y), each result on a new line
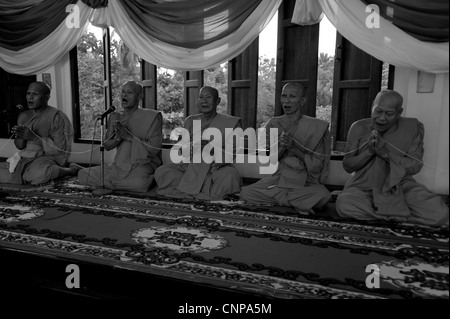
top-left (81, 0), bottom-right (108, 9)
top-left (0, 0), bottom-right (78, 51)
top-left (118, 0), bottom-right (263, 49)
top-left (363, 0), bottom-right (449, 42)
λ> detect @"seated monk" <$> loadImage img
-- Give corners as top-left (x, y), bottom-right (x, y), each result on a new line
top-left (240, 83), bottom-right (331, 214)
top-left (336, 89), bottom-right (449, 226)
top-left (0, 82), bottom-right (79, 185)
top-left (154, 86), bottom-right (241, 200)
top-left (77, 81), bottom-right (162, 193)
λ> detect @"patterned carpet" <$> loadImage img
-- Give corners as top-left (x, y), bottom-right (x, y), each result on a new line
top-left (0, 177), bottom-right (448, 299)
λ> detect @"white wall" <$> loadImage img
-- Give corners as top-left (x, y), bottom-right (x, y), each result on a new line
top-left (394, 68), bottom-right (449, 194)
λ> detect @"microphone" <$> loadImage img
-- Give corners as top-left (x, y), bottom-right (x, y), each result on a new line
top-left (97, 105), bottom-right (116, 120)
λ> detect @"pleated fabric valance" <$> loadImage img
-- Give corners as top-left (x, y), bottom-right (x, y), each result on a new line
top-left (292, 0), bottom-right (449, 73)
top-left (0, 0), bottom-right (448, 75)
top-left (0, 0), bottom-right (280, 74)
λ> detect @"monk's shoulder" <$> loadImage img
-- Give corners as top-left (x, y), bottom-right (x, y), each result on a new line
top-left (348, 118), bottom-right (372, 136)
top-left (17, 110), bottom-right (34, 125)
top-left (398, 117), bottom-right (420, 126)
top-left (109, 111), bottom-right (121, 121)
top-left (185, 113), bottom-right (202, 123)
top-left (52, 107), bottom-right (70, 121)
top-left (216, 113), bottom-right (241, 126)
top-left (302, 115), bottom-right (329, 129)
top-left (266, 115), bottom-right (284, 128)
top-left (137, 108), bottom-right (161, 119)
top-left (184, 114), bottom-right (202, 129)
top-left (216, 113), bottom-right (240, 121)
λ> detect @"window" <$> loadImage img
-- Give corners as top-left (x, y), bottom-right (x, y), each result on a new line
top-left (71, 24), bottom-right (142, 142)
top-left (157, 67), bottom-right (185, 143)
top-left (316, 16), bottom-right (336, 124)
top-left (257, 14), bottom-right (278, 130)
top-left (70, 1), bottom-right (394, 153)
top-left (204, 64), bottom-right (228, 115)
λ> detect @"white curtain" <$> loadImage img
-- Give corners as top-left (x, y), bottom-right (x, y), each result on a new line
top-left (291, 0), bottom-right (323, 26)
top-left (292, 0), bottom-right (449, 74)
top-left (0, 0), bottom-right (281, 74)
top-left (0, 1), bottom-right (92, 75)
top-left (90, 0), bottom-right (282, 71)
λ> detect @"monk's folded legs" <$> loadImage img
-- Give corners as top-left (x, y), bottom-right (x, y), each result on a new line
top-left (78, 165), bottom-right (155, 193)
top-left (336, 184), bottom-right (449, 226)
top-left (335, 188), bottom-right (378, 221)
top-left (401, 181), bottom-right (449, 226)
top-left (241, 179), bottom-right (330, 212)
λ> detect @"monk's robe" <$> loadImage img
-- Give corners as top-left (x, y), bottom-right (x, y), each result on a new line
top-left (78, 108), bottom-right (162, 193)
top-left (0, 106), bottom-right (73, 185)
top-left (240, 114), bottom-right (331, 213)
top-left (336, 118), bottom-right (449, 226)
top-left (154, 113), bottom-right (241, 200)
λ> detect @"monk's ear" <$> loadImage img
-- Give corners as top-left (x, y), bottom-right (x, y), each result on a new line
top-left (216, 97), bottom-right (221, 107)
top-left (300, 97), bottom-right (306, 106)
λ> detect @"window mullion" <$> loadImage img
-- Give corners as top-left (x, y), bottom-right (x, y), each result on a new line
top-left (102, 27), bottom-right (112, 113)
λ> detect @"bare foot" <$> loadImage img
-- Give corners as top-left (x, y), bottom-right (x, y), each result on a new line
top-left (69, 163), bottom-right (84, 175)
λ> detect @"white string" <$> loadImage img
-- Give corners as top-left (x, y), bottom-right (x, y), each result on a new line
top-left (28, 130), bottom-right (112, 155)
top-left (123, 126), bottom-right (367, 158)
top-left (14, 126), bottom-right (448, 174)
top-left (0, 135), bottom-right (14, 155)
top-left (293, 136), bottom-right (449, 174)
top-left (292, 138), bottom-right (368, 157)
top-left (383, 139), bottom-right (450, 174)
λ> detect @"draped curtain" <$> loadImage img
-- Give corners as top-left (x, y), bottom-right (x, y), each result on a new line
top-left (361, 0), bottom-right (449, 43)
top-left (0, 0), bottom-right (281, 74)
top-left (0, 0), bottom-right (448, 75)
top-left (0, 0), bottom-right (92, 75)
top-left (292, 0), bottom-right (449, 74)
top-left (90, 0), bottom-right (281, 70)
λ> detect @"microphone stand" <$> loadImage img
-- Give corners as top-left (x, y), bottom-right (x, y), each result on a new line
top-left (92, 115), bottom-right (113, 196)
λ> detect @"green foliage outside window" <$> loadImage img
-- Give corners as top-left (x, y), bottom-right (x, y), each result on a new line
top-left (76, 31), bottom-right (386, 144)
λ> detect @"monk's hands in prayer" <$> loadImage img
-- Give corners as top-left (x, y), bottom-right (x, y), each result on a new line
top-left (369, 130), bottom-right (389, 160)
top-left (374, 136), bottom-right (389, 160)
top-left (279, 131), bottom-right (293, 149)
top-left (12, 125), bottom-right (36, 142)
top-left (115, 122), bottom-right (133, 142)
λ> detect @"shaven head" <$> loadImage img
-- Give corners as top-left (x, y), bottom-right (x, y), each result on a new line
top-left (121, 81), bottom-right (143, 109)
top-left (282, 83), bottom-right (306, 98)
top-left (123, 80), bottom-right (143, 95)
top-left (27, 81), bottom-right (51, 110)
top-left (200, 86), bottom-right (219, 101)
top-left (197, 86), bottom-right (221, 116)
top-left (374, 90), bottom-right (403, 111)
top-left (371, 90), bottom-right (404, 132)
top-left (281, 83), bottom-right (306, 115)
